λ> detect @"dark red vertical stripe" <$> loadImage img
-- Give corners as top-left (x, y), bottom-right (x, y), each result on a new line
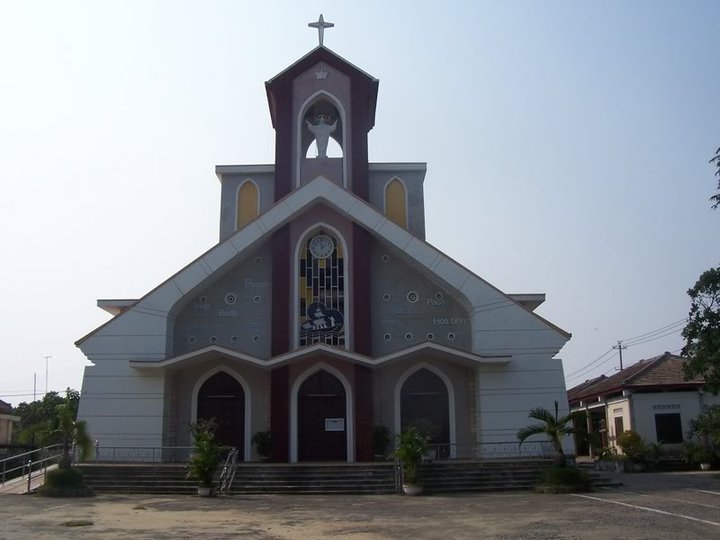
top-left (352, 224), bottom-right (371, 355)
top-left (272, 81), bottom-right (292, 200)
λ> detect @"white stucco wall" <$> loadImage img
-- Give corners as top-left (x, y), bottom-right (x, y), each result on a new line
top-left (630, 391), bottom-right (720, 445)
top-left (476, 355), bottom-right (573, 454)
top-left (78, 359), bottom-right (166, 450)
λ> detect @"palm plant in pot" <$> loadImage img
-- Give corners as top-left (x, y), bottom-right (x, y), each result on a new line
top-left (393, 427), bottom-right (429, 495)
top-left (187, 420), bottom-right (221, 496)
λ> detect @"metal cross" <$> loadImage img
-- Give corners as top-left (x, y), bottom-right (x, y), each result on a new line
top-left (308, 14), bottom-right (334, 46)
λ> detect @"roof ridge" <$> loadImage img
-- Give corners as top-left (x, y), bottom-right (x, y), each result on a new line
top-left (623, 352), bottom-right (673, 384)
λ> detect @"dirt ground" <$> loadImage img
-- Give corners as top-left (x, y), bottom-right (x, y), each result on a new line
top-left (1, 471), bottom-right (719, 539)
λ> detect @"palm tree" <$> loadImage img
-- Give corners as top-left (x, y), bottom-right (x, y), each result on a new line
top-left (48, 403), bottom-right (92, 469)
top-left (517, 401), bottom-right (577, 466)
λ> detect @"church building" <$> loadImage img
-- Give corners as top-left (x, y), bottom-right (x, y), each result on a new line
top-left (76, 18), bottom-right (572, 463)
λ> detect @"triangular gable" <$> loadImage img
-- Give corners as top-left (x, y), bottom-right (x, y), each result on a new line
top-left (265, 46), bottom-right (379, 131)
top-left (77, 176), bottom-right (570, 354)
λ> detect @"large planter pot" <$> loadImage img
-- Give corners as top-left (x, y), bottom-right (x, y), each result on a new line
top-left (197, 486), bottom-right (214, 497)
top-left (402, 484), bottom-right (423, 496)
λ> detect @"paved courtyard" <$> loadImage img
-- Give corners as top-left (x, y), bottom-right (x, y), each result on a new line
top-left (1, 470), bottom-right (719, 539)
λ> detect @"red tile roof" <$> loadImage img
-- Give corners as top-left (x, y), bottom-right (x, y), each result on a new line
top-left (0, 398), bottom-right (13, 415)
top-left (567, 352), bottom-right (704, 404)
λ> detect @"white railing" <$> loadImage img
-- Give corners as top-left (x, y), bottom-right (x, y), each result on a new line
top-left (0, 445), bottom-right (63, 488)
top-left (87, 445), bottom-right (193, 463)
top-left (425, 441), bottom-right (555, 461)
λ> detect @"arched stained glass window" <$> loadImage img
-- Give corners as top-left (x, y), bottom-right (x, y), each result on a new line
top-left (298, 231), bottom-right (345, 347)
top-left (384, 178), bottom-right (407, 228)
top-left (237, 181), bottom-right (259, 230)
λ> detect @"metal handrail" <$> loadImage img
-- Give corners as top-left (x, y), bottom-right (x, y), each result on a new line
top-left (88, 445), bottom-right (193, 463)
top-left (0, 445), bottom-right (63, 487)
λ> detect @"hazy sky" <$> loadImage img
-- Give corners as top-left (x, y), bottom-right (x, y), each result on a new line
top-left (1, 1), bottom-right (718, 406)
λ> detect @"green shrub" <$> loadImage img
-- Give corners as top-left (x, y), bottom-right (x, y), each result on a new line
top-left (535, 466), bottom-right (591, 493)
top-left (615, 430), bottom-right (647, 462)
top-left (251, 430), bottom-right (271, 459)
top-left (45, 468), bottom-right (85, 489)
top-left (38, 468), bottom-right (93, 497)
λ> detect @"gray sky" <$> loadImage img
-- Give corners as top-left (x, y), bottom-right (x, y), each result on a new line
top-left (1, 1), bottom-right (718, 406)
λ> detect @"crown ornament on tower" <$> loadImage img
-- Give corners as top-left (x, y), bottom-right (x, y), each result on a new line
top-left (315, 69), bottom-right (328, 80)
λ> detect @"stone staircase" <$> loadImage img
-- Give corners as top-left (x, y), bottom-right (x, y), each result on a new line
top-left (420, 460), bottom-right (550, 494)
top-left (78, 460), bottom-right (617, 495)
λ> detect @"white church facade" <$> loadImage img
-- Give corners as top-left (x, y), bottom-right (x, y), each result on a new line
top-left (76, 20), bottom-right (572, 463)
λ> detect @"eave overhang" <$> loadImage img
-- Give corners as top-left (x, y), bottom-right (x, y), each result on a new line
top-left (129, 342), bottom-right (510, 371)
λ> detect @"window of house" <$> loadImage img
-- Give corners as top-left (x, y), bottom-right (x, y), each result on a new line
top-left (613, 416), bottom-right (624, 437)
top-left (655, 413), bottom-right (683, 444)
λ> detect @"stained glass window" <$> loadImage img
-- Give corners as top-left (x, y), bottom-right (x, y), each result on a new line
top-left (298, 231), bottom-right (345, 347)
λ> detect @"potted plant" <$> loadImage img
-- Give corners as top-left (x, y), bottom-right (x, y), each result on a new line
top-left (682, 440), bottom-right (714, 470)
top-left (393, 427), bottom-right (429, 495)
top-left (251, 430), bottom-right (271, 461)
top-left (615, 430), bottom-right (648, 472)
top-left (372, 425), bottom-right (391, 460)
top-left (187, 420), bottom-right (221, 496)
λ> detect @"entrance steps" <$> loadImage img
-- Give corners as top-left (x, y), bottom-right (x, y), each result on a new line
top-left (78, 459), bottom-right (614, 495)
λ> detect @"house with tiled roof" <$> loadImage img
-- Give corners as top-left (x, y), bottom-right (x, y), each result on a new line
top-left (567, 352), bottom-right (720, 454)
top-left (0, 399), bottom-right (20, 446)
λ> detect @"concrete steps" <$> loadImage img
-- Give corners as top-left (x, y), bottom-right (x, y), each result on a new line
top-left (78, 459), bottom-right (616, 495)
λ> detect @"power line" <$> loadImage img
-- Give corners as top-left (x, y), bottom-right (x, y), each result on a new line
top-left (621, 318), bottom-right (685, 345)
top-left (624, 327), bottom-right (683, 348)
top-left (565, 348), bottom-right (615, 378)
top-left (566, 351), bottom-right (619, 384)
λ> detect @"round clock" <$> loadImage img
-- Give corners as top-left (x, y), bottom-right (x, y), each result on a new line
top-left (309, 235), bottom-right (334, 259)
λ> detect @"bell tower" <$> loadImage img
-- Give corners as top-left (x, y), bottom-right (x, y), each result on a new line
top-left (265, 15), bottom-right (379, 201)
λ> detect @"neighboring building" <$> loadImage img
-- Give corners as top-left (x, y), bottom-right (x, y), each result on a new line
top-left (568, 352), bottom-right (720, 454)
top-left (76, 23), bottom-right (571, 462)
top-left (0, 399), bottom-right (20, 446)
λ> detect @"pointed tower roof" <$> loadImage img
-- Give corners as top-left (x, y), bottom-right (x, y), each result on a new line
top-left (265, 46), bottom-right (379, 131)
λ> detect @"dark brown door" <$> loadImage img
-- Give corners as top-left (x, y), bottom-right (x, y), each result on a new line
top-left (298, 370), bottom-right (346, 461)
top-left (401, 368), bottom-right (450, 457)
top-left (197, 371), bottom-right (245, 459)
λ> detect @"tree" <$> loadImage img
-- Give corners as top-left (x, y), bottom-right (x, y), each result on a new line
top-left (682, 266), bottom-right (720, 393)
top-left (46, 402), bottom-right (93, 469)
top-left (517, 401), bottom-right (578, 466)
top-left (711, 146), bottom-right (720, 209)
top-left (689, 405), bottom-right (720, 447)
top-left (12, 389), bottom-right (80, 446)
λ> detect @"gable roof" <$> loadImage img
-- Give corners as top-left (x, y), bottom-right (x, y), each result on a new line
top-left (567, 352), bottom-right (704, 404)
top-left (265, 46), bottom-right (379, 130)
top-left (77, 176), bottom-right (570, 353)
top-left (0, 398), bottom-right (12, 415)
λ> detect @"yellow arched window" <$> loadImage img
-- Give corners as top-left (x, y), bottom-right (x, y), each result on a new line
top-left (384, 178), bottom-right (407, 228)
top-left (236, 181), bottom-right (259, 230)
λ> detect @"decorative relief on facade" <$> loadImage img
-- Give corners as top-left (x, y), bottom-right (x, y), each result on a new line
top-left (298, 232), bottom-right (345, 347)
top-left (172, 247), bottom-right (272, 357)
top-left (369, 243), bottom-right (471, 354)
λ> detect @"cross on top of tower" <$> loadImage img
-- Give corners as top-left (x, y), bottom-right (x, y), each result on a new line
top-left (308, 14), bottom-right (334, 47)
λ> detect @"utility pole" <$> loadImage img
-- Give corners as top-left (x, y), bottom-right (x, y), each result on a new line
top-left (43, 355), bottom-right (52, 395)
top-left (612, 340), bottom-right (627, 370)
top-left (33, 373), bottom-right (36, 401)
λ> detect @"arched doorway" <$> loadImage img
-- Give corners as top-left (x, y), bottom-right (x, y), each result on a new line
top-left (196, 371), bottom-right (245, 459)
top-left (298, 370), bottom-right (347, 461)
top-left (400, 368), bottom-right (450, 458)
